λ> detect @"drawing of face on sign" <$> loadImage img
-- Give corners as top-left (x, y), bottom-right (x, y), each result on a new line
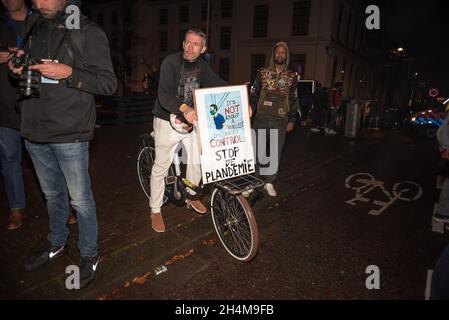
top-left (209, 104), bottom-right (226, 130)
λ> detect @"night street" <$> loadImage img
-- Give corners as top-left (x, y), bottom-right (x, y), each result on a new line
top-left (1, 0), bottom-right (449, 306)
top-left (1, 122), bottom-right (448, 300)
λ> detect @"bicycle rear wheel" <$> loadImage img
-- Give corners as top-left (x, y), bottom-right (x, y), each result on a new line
top-left (137, 145), bottom-right (171, 206)
top-left (210, 187), bottom-right (259, 262)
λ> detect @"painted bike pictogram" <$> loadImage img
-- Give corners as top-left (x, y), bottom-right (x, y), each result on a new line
top-left (345, 173), bottom-right (423, 215)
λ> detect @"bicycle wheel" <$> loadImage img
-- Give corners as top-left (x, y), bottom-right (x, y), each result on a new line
top-left (210, 187), bottom-right (259, 262)
top-left (393, 181), bottom-right (423, 201)
top-left (345, 173), bottom-right (375, 190)
top-left (136, 146), bottom-right (171, 206)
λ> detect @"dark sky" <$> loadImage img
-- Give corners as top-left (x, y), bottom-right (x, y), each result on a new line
top-left (382, 0), bottom-right (449, 92)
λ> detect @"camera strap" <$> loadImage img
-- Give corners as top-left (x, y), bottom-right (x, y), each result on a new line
top-left (18, 14), bottom-right (43, 50)
top-left (49, 29), bottom-right (69, 62)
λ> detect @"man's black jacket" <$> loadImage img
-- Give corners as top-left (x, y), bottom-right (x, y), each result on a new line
top-left (19, 4), bottom-right (117, 143)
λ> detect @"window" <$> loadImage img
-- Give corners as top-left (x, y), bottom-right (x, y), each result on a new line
top-left (292, 1), bottom-right (311, 36)
top-left (336, 4), bottom-right (343, 40)
top-left (126, 57), bottom-right (132, 77)
top-left (160, 8), bottom-right (168, 25)
top-left (221, 0), bottom-right (233, 18)
top-left (253, 5), bottom-right (269, 38)
top-left (353, 21), bottom-right (358, 50)
top-left (97, 12), bottom-right (104, 27)
top-left (111, 10), bottom-right (118, 25)
top-left (347, 64), bottom-right (353, 95)
top-left (346, 14), bottom-right (352, 46)
top-left (111, 37), bottom-right (119, 51)
top-left (331, 55), bottom-right (338, 87)
top-left (84, 8), bottom-right (92, 19)
top-left (341, 60), bottom-right (346, 81)
top-left (179, 30), bottom-right (187, 50)
top-left (202, 2), bottom-right (207, 20)
top-left (160, 32), bottom-right (168, 52)
top-left (290, 54), bottom-right (306, 79)
top-left (219, 58), bottom-right (230, 81)
top-left (359, 28), bottom-right (365, 53)
top-left (220, 27), bottom-right (231, 50)
top-left (180, 5), bottom-right (189, 23)
top-left (125, 7), bottom-right (132, 23)
top-left (250, 54), bottom-right (266, 81)
top-left (201, 2), bottom-right (212, 21)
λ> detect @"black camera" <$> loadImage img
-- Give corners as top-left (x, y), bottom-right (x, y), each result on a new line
top-left (12, 54), bottom-right (42, 98)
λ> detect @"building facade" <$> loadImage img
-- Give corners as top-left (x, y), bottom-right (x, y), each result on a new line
top-left (89, 0), bottom-right (382, 100)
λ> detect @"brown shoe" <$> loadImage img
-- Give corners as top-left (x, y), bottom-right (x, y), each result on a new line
top-left (68, 210), bottom-right (77, 225)
top-left (151, 212), bottom-right (165, 233)
top-left (6, 209), bottom-right (24, 231)
top-left (187, 199), bottom-right (207, 214)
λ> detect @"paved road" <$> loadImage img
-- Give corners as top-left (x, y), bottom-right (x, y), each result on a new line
top-left (1, 123), bottom-right (448, 300)
top-left (108, 128), bottom-right (449, 300)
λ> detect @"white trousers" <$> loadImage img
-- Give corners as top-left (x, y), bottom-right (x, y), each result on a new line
top-left (149, 117), bottom-right (202, 213)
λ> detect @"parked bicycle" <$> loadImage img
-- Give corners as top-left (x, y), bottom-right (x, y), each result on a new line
top-left (137, 115), bottom-right (264, 262)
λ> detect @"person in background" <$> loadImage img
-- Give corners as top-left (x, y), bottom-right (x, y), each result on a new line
top-left (250, 41), bottom-right (299, 197)
top-left (324, 82), bottom-right (343, 136)
top-left (310, 83), bottom-right (328, 134)
top-left (0, 0), bottom-right (29, 230)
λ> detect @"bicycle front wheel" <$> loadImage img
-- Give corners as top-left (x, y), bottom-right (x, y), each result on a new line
top-left (210, 188), bottom-right (259, 262)
top-left (137, 146), bottom-right (171, 205)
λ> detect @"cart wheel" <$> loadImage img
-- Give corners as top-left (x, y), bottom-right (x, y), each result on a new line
top-left (210, 187), bottom-right (259, 262)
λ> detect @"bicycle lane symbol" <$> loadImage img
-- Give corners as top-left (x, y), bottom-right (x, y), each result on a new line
top-left (345, 173), bottom-right (423, 215)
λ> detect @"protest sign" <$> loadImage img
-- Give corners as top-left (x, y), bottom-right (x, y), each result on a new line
top-left (194, 85), bottom-right (255, 184)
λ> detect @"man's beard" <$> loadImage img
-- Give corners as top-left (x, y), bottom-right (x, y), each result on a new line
top-left (275, 58), bottom-right (285, 65)
top-left (39, 0), bottom-right (67, 19)
top-left (40, 10), bottom-right (56, 18)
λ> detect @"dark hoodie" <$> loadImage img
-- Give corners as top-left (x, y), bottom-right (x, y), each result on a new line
top-left (250, 42), bottom-right (299, 123)
top-left (18, 0), bottom-right (117, 143)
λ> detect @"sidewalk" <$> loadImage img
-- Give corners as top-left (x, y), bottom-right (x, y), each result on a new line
top-left (0, 122), bottom-right (370, 299)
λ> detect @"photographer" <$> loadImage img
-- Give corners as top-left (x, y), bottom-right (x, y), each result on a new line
top-left (9, 0), bottom-right (116, 289)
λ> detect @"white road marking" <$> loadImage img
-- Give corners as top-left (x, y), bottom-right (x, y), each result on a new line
top-left (345, 173), bottom-right (422, 216)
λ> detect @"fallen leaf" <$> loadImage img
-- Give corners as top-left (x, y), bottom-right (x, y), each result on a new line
top-left (133, 276), bottom-right (147, 285)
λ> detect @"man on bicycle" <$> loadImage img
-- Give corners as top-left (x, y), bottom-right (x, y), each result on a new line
top-left (150, 29), bottom-right (227, 233)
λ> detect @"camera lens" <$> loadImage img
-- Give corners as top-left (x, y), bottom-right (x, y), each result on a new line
top-left (19, 68), bottom-right (40, 98)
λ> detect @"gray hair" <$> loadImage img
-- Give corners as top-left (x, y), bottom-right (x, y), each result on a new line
top-left (185, 28), bottom-right (207, 46)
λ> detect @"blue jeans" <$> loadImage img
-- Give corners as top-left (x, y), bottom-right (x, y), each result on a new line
top-left (25, 141), bottom-right (98, 257)
top-left (0, 127), bottom-right (26, 210)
